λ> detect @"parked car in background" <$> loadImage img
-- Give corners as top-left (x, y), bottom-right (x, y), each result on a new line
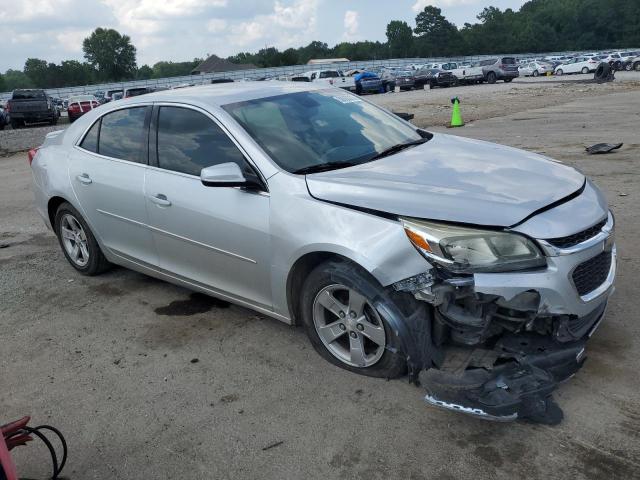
top-left (554, 57), bottom-right (601, 75)
top-left (519, 61), bottom-right (553, 77)
top-left (0, 102), bottom-right (9, 130)
top-left (413, 68), bottom-right (456, 89)
top-left (6, 89), bottom-right (58, 128)
top-left (102, 89), bottom-right (124, 103)
top-left (389, 70), bottom-right (415, 91)
top-left (30, 82), bottom-right (616, 423)
top-left (124, 87), bottom-right (153, 99)
top-left (111, 92), bottom-right (124, 101)
top-left (303, 70), bottom-right (356, 91)
top-left (440, 62), bottom-right (484, 84)
top-left (67, 95), bottom-right (100, 123)
top-left (353, 72), bottom-right (383, 95)
top-left (378, 69), bottom-right (397, 92)
top-left (621, 52), bottom-right (640, 70)
top-left (480, 57), bottom-right (519, 83)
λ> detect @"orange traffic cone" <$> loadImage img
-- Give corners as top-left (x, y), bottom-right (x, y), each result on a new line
top-left (449, 97), bottom-right (464, 127)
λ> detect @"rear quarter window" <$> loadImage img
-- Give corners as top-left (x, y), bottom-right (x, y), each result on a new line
top-left (502, 58), bottom-right (516, 65)
top-left (80, 120), bottom-right (100, 153)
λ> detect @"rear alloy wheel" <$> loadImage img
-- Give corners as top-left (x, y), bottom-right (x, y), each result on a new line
top-left (581, 67), bottom-right (589, 74)
top-left (54, 202), bottom-right (110, 275)
top-left (300, 261), bottom-right (407, 378)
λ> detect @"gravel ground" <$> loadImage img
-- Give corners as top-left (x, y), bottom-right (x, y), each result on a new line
top-left (1, 76), bottom-right (639, 480)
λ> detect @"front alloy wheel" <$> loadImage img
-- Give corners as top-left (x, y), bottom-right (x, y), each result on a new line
top-left (312, 284), bottom-right (386, 368)
top-left (300, 260), bottom-right (407, 379)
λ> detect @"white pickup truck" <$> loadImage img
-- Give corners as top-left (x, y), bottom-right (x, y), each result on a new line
top-left (302, 70), bottom-right (356, 91)
top-left (432, 62), bottom-right (485, 84)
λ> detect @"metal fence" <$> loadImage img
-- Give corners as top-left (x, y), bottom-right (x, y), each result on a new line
top-left (1, 49), bottom-right (635, 102)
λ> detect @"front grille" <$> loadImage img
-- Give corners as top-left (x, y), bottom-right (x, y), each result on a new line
top-left (572, 251), bottom-right (612, 296)
top-left (547, 218), bottom-right (607, 249)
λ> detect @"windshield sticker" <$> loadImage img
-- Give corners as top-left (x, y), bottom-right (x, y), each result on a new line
top-left (331, 94), bottom-right (362, 104)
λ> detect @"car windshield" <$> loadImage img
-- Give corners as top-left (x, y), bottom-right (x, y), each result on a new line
top-left (319, 71), bottom-right (341, 78)
top-left (223, 90), bottom-right (424, 173)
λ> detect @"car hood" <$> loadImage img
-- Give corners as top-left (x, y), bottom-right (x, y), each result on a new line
top-left (305, 133), bottom-right (585, 227)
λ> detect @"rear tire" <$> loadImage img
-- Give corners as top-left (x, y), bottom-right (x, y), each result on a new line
top-left (300, 260), bottom-right (407, 379)
top-left (54, 202), bottom-right (111, 276)
top-left (634, 62), bottom-right (640, 72)
top-left (10, 119), bottom-right (22, 129)
top-left (581, 67), bottom-right (589, 74)
top-left (504, 78), bottom-right (512, 83)
top-left (556, 69), bottom-right (563, 76)
top-left (487, 72), bottom-right (496, 84)
top-left (533, 70), bottom-right (539, 77)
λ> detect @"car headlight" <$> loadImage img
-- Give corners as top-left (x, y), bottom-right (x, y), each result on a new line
top-left (401, 218), bottom-right (546, 273)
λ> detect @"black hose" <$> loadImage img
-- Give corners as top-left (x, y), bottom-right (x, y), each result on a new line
top-left (5, 424), bottom-right (67, 479)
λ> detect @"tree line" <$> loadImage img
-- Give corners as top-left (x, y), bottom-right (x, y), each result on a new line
top-left (1, 0), bottom-right (639, 91)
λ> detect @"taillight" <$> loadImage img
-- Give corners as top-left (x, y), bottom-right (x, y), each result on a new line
top-left (28, 147), bottom-right (40, 166)
top-left (6, 101), bottom-right (10, 113)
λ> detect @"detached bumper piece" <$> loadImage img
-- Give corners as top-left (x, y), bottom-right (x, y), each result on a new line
top-left (419, 334), bottom-right (586, 425)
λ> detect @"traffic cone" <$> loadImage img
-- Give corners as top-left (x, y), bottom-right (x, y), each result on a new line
top-left (449, 97), bottom-right (464, 127)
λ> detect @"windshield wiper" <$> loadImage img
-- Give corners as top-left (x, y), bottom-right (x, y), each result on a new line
top-left (293, 161), bottom-right (359, 175)
top-left (367, 138), bottom-right (429, 162)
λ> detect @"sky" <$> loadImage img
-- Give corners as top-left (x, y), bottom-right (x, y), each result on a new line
top-left (0, 0), bottom-right (529, 72)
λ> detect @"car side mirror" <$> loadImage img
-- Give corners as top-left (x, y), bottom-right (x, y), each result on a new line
top-left (200, 162), bottom-right (262, 189)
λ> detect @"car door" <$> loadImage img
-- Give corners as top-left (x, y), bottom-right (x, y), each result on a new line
top-left (68, 105), bottom-right (158, 267)
top-left (144, 104), bottom-right (272, 308)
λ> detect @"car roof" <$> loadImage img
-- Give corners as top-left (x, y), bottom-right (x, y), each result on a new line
top-left (114, 81), bottom-right (328, 108)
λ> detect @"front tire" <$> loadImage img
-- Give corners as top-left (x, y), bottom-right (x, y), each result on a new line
top-left (487, 72), bottom-right (496, 84)
top-left (556, 69), bottom-right (563, 76)
top-left (54, 202), bottom-right (111, 275)
top-left (300, 260), bottom-right (407, 378)
top-left (533, 70), bottom-right (539, 77)
top-left (581, 67), bottom-right (589, 74)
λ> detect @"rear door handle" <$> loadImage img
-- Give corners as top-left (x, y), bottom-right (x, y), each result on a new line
top-left (76, 173), bottom-right (92, 185)
top-left (150, 194), bottom-right (171, 207)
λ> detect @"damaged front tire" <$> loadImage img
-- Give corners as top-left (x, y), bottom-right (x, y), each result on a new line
top-left (301, 260), bottom-right (434, 379)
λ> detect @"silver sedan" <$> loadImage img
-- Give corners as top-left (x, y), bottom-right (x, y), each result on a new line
top-left (31, 83), bottom-right (616, 423)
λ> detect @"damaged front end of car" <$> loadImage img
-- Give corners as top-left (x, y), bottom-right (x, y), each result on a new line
top-left (390, 212), bottom-right (616, 425)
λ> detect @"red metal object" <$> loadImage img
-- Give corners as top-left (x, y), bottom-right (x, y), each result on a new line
top-left (1, 417), bottom-right (32, 480)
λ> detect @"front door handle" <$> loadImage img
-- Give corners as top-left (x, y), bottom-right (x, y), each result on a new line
top-left (76, 173), bottom-right (92, 185)
top-left (150, 194), bottom-right (171, 207)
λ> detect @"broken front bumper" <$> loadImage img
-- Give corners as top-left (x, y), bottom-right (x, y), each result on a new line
top-left (394, 210), bottom-right (616, 424)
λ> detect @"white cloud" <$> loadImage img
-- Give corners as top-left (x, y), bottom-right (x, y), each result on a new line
top-left (55, 29), bottom-right (92, 52)
top-left (207, 18), bottom-right (227, 32)
top-left (342, 10), bottom-right (359, 41)
top-left (412, 0), bottom-right (479, 13)
top-left (228, 0), bottom-right (318, 48)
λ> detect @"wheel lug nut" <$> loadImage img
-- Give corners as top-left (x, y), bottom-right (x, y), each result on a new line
top-left (350, 332), bottom-right (357, 339)
top-left (339, 323), bottom-right (346, 331)
top-left (339, 311), bottom-right (345, 318)
top-left (349, 311), bottom-right (356, 318)
top-left (356, 324), bottom-right (364, 331)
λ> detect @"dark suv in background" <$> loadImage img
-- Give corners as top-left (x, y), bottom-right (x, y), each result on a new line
top-left (6, 89), bottom-right (58, 128)
top-left (480, 57), bottom-right (519, 83)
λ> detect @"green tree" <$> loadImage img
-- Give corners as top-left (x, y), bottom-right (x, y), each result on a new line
top-left (137, 64), bottom-right (153, 80)
top-left (386, 20), bottom-right (413, 57)
top-left (3, 70), bottom-right (34, 90)
top-left (82, 28), bottom-right (137, 81)
top-left (414, 6), bottom-right (462, 56)
top-left (0, 73), bottom-right (6, 92)
top-left (24, 58), bottom-right (50, 87)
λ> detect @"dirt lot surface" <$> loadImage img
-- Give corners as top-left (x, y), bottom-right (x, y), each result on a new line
top-left (1, 75), bottom-right (639, 479)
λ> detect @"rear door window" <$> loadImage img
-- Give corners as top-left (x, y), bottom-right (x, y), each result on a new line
top-left (156, 106), bottom-right (248, 177)
top-left (502, 58), bottom-right (516, 65)
top-left (80, 120), bottom-right (100, 153)
top-left (98, 107), bottom-right (150, 163)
